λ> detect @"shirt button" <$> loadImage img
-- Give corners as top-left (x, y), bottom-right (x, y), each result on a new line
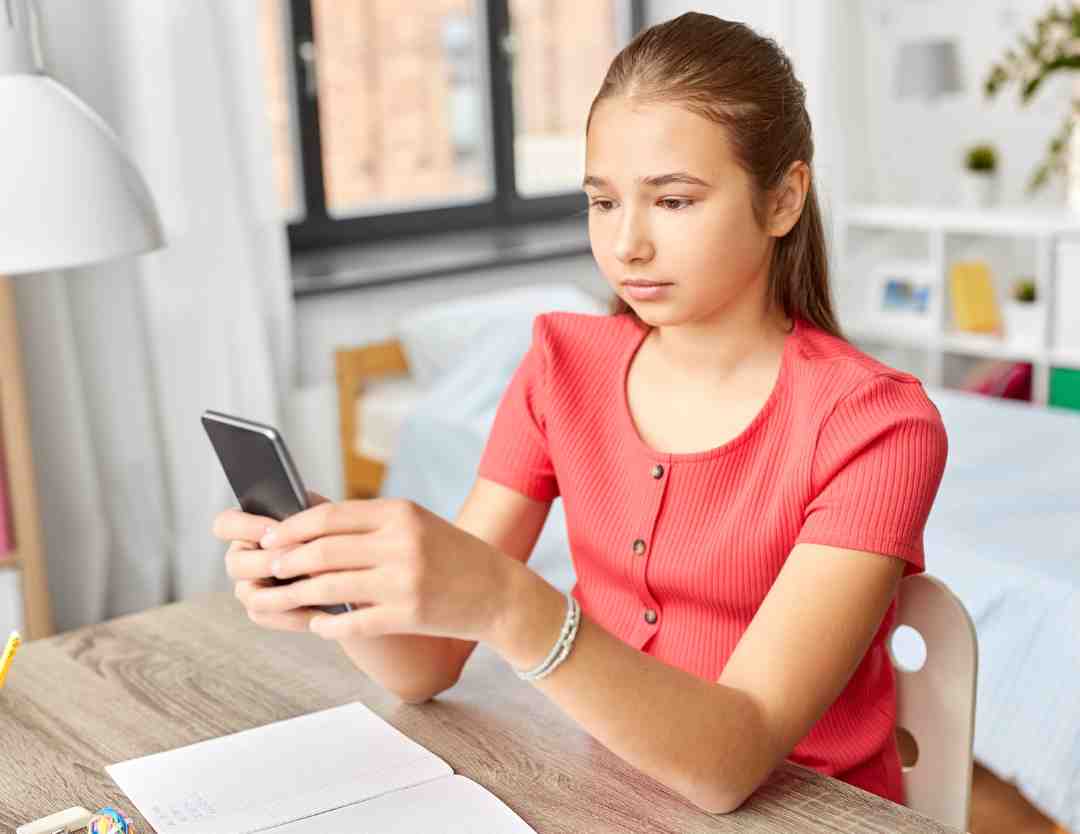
top-left (651, 463), bottom-right (664, 479)
top-left (644, 609), bottom-right (658, 624)
top-left (632, 538), bottom-right (647, 556)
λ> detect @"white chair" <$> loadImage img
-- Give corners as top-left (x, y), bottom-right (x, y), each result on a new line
top-left (888, 574), bottom-right (978, 831)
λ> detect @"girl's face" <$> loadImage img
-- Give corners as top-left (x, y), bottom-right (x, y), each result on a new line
top-left (584, 97), bottom-right (780, 328)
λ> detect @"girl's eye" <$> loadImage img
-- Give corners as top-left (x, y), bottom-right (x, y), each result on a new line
top-left (588, 198), bottom-right (693, 212)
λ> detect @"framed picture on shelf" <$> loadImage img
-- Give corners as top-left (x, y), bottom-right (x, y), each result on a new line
top-left (864, 261), bottom-right (939, 338)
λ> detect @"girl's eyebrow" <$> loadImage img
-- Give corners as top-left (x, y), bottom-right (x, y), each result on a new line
top-left (582, 172), bottom-right (712, 189)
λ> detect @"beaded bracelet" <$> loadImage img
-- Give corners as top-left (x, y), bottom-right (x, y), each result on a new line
top-left (514, 592), bottom-right (581, 681)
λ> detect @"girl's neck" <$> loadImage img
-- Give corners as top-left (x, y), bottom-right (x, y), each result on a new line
top-left (648, 304), bottom-right (793, 382)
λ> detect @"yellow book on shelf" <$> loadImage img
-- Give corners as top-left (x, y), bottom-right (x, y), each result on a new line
top-left (949, 260), bottom-right (1001, 333)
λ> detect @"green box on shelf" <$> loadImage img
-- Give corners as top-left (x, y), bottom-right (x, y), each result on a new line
top-left (1049, 367), bottom-right (1080, 410)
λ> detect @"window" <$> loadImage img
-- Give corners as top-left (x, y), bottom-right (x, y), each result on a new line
top-left (257, 0), bottom-right (644, 252)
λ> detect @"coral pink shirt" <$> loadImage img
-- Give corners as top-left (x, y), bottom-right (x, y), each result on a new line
top-left (476, 311), bottom-right (949, 806)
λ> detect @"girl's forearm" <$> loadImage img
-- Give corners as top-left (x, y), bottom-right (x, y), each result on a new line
top-left (484, 561), bottom-right (774, 814)
top-left (337, 631), bottom-right (473, 704)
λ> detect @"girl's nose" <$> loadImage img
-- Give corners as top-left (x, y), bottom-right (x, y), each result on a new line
top-left (613, 213), bottom-right (655, 264)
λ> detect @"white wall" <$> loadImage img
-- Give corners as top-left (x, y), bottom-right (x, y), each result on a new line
top-left (648, 0), bottom-right (790, 40)
top-left (860, 0), bottom-right (1070, 207)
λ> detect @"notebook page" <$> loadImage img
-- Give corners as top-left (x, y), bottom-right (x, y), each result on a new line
top-left (106, 702), bottom-right (452, 834)
top-left (266, 774), bottom-right (536, 834)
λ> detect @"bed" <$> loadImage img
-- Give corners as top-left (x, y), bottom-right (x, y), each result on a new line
top-left (335, 291), bottom-right (1079, 832)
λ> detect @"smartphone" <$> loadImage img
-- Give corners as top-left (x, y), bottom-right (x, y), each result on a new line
top-left (201, 409), bottom-right (352, 616)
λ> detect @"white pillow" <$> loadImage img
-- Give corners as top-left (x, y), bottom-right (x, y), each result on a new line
top-left (395, 283), bottom-right (607, 387)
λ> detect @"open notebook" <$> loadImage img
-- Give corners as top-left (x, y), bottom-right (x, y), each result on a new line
top-left (105, 701), bottom-right (536, 834)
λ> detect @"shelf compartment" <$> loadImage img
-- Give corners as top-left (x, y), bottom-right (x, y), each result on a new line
top-left (940, 330), bottom-right (1042, 362)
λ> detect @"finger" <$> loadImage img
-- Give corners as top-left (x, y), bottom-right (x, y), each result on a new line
top-left (213, 507), bottom-right (278, 544)
top-left (246, 567), bottom-right (393, 615)
top-left (259, 497), bottom-right (412, 549)
top-left (270, 533), bottom-right (388, 580)
top-left (306, 490), bottom-right (330, 506)
top-left (248, 605), bottom-right (326, 632)
top-left (226, 540), bottom-right (301, 580)
top-left (234, 577), bottom-right (271, 606)
top-left (309, 604), bottom-right (402, 641)
top-left (235, 579), bottom-right (325, 632)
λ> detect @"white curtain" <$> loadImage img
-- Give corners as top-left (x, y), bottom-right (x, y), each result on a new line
top-left (13, 0), bottom-right (294, 631)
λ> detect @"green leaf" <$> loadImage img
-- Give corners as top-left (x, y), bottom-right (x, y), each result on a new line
top-left (1028, 163), bottom-right (1049, 193)
top-left (1019, 56), bottom-right (1080, 102)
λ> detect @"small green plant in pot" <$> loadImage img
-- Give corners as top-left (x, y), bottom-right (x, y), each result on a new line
top-left (961, 142), bottom-right (1000, 208)
top-left (966, 144), bottom-right (998, 173)
top-left (1011, 277), bottom-right (1037, 303)
top-left (1004, 276), bottom-right (1043, 348)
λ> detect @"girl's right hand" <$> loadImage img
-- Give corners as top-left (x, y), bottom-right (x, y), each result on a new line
top-left (213, 490), bottom-right (330, 633)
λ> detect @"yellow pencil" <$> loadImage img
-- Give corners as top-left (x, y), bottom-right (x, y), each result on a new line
top-left (0, 630), bottom-right (21, 688)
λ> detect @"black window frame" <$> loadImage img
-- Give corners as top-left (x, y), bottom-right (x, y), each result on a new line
top-left (285, 0), bottom-right (645, 252)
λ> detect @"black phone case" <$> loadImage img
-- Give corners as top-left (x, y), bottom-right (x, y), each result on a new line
top-left (202, 410), bottom-right (351, 615)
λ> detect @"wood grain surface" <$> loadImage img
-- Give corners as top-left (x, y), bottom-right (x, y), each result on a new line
top-left (0, 592), bottom-right (964, 833)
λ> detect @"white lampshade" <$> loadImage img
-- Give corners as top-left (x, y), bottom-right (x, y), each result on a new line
top-left (0, 0), bottom-right (164, 274)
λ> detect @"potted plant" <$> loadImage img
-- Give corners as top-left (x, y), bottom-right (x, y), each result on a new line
top-left (960, 143), bottom-right (999, 208)
top-left (1002, 276), bottom-right (1045, 349)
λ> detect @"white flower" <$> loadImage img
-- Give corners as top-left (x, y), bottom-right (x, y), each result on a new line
top-left (1049, 21), bottom-right (1072, 48)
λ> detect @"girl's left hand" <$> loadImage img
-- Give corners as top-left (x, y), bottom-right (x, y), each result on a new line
top-left (247, 497), bottom-right (515, 644)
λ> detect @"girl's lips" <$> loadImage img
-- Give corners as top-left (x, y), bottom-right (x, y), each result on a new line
top-left (623, 283), bottom-right (672, 301)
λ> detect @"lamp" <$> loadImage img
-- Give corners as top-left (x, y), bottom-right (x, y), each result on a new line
top-left (0, 0), bottom-right (164, 271)
top-left (0, 0), bottom-right (164, 638)
top-left (893, 39), bottom-right (964, 100)
top-left (891, 38), bottom-right (965, 207)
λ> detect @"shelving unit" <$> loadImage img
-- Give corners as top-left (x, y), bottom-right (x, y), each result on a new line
top-left (834, 202), bottom-right (1080, 406)
top-left (0, 275), bottom-right (54, 639)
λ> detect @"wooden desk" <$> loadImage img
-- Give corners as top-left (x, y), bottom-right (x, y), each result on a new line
top-left (0, 592), bottom-right (961, 833)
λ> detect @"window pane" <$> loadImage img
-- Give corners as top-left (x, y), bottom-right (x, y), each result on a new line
top-left (509, 0), bottom-right (625, 196)
top-left (311, 0), bottom-right (493, 218)
top-left (257, 0), bottom-right (304, 220)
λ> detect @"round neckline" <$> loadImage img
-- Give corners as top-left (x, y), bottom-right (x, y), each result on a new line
top-left (619, 315), bottom-right (800, 463)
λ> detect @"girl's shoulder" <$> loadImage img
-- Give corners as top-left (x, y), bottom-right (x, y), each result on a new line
top-left (794, 318), bottom-right (922, 386)
top-left (532, 310), bottom-right (640, 356)
top-left (791, 318), bottom-right (942, 426)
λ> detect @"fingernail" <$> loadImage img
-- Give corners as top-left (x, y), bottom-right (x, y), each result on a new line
top-left (260, 527), bottom-right (277, 548)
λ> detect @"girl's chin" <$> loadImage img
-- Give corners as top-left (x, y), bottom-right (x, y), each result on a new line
top-left (628, 305), bottom-right (679, 327)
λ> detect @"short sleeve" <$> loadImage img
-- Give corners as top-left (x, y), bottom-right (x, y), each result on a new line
top-left (794, 374), bottom-right (948, 576)
top-left (475, 315), bottom-right (559, 502)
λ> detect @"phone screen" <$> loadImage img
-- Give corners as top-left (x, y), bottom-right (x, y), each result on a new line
top-left (202, 413), bottom-right (307, 523)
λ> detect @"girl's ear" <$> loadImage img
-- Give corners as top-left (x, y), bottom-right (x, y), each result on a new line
top-left (767, 161), bottom-right (810, 238)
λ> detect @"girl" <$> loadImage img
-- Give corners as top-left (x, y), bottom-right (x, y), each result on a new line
top-left (214, 13), bottom-right (947, 815)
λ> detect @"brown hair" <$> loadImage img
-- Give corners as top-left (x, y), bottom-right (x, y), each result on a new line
top-left (586, 12), bottom-right (844, 339)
